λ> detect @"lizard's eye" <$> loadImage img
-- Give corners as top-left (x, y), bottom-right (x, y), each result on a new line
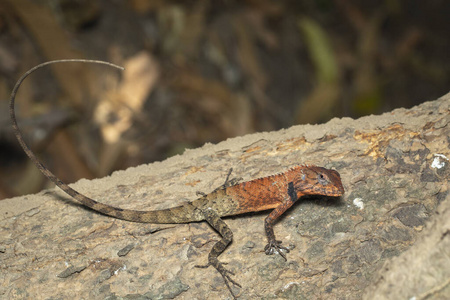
top-left (317, 173), bottom-right (328, 185)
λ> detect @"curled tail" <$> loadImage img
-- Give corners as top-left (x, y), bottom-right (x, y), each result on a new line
top-left (9, 60), bottom-right (204, 224)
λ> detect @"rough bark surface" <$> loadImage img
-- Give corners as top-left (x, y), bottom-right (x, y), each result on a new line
top-left (1, 93), bottom-right (449, 299)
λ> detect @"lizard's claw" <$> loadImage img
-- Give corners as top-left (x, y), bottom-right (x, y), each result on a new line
top-left (195, 258), bottom-right (241, 298)
top-left (265, 240), bottom-right (290, 261)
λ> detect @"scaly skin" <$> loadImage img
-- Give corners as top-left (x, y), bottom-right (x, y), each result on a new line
top-left (10, 60), bottom-right (345, 299)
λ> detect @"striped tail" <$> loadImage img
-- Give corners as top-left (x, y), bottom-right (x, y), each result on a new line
top-left (9, 60), bottom-right (204, 224)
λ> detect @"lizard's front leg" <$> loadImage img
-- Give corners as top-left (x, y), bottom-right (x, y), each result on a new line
top-left (264, 182), bottom-right (297, 260)
top-left (195, 207), bottom-right (241, 298)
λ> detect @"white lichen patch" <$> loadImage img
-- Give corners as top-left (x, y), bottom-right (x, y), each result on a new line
top-left (431, 154), bottom-right (448, 169)
top-left (114, 264), bottom-right (127, 275)
top-left (353, 198), bottom-right (364, 210)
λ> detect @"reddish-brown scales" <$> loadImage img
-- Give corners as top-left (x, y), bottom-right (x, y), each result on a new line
top-left (10, 60), bottom-right (346, 299)
top-left (229, 173), bottom-right (290, 213)
top-left (222, 165), bottom-right (344, 215)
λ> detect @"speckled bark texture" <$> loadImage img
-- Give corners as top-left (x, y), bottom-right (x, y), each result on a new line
top-left (1, 93), bottom-right (449, 299)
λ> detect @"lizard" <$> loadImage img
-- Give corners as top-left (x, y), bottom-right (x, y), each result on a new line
top-left (9, 59), bottom-right (345, 298)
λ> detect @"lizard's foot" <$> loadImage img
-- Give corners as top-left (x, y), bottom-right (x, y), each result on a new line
top-left (264, 240), bottom-right (290, 261)
top-left (195, 258), bottom-right (241, 298)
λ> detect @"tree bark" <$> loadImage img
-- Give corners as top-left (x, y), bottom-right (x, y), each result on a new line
top-left (1, 93), bottom-right (449, 299)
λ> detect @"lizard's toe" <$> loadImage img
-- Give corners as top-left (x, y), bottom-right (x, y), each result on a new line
top-left (265, 240), bottom-right (290, 260)
top-left (196, 258), bottom-right (241, 298)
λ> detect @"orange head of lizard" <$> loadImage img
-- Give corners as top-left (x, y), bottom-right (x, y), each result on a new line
top-left (292, 166), bottom-right (345, 198)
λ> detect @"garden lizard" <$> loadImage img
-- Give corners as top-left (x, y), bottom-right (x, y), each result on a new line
top-left (9, 60), bottom-right (345, 298)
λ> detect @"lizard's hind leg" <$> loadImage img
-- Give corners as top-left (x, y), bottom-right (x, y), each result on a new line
top-left (221, 168), bottom-right (242, 188)
top-left (195, 207), bottom-right (241, 298)
top-left (196, 168), bottom-right (242, 197)
top-left (214, 168), bottom-right (243, 192)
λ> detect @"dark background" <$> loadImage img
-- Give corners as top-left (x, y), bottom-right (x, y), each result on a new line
top-left (0, 0), bottom-right (449, 199)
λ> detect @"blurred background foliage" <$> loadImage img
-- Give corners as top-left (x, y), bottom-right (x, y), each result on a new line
top-left (0, 0), bottom-right (449, 198)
